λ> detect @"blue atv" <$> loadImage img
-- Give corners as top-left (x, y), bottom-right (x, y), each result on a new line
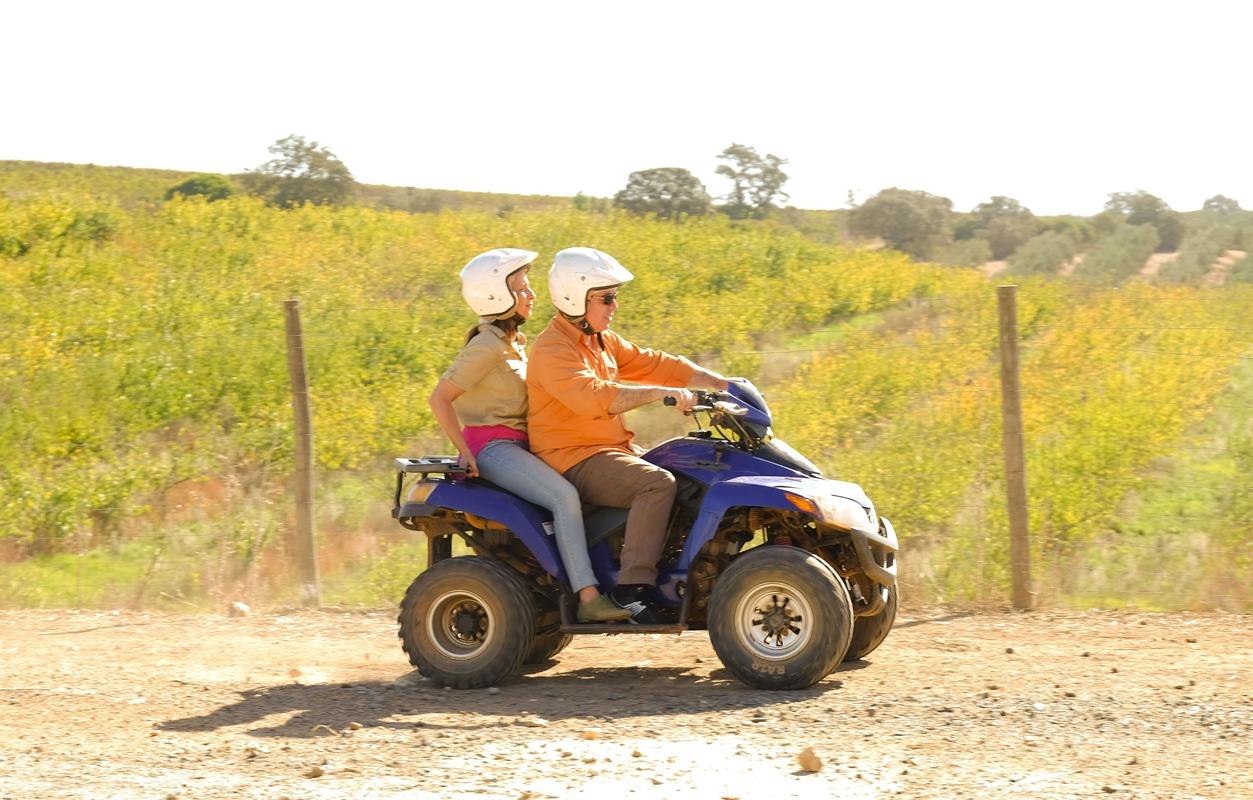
top-left (392, 380), bottom-right (898, 690)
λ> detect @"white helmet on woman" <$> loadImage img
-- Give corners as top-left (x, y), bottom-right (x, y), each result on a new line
top-left (548, 247), bottom-right (635, 317)
top-left (459, 248), bottom-right (538, 318)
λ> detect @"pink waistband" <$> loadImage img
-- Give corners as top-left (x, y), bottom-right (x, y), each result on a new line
top-left (463, 425), bottom-right (529, 457)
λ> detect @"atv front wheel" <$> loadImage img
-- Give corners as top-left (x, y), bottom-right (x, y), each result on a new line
top-left (707, 546), bottom-right (853, 690)
top-left (844, 584), bottom-right (898, 662)
top-left (397, 557), bottom-right (535, 689)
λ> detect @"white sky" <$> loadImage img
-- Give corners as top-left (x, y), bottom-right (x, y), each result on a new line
top-left (2, 0), bottom-right (1249, 215)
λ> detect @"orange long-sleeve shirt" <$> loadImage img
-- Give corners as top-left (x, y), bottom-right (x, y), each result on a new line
top-left (526, 315), bottom-right (697, 474)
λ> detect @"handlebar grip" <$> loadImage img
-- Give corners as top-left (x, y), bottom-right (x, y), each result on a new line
top-left (663, 396), bottom-right (677, 406)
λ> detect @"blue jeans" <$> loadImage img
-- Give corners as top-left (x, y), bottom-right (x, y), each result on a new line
top-left (475, 440), bottom-right (596, 592)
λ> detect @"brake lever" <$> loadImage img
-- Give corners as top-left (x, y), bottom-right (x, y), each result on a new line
top-left (713, 400), bottom-right (749, 417)
top-left (663, 396), bottom-right (713, 415)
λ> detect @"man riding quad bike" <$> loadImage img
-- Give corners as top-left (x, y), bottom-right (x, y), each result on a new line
top-left (392, 377), bottom-right (898, 690)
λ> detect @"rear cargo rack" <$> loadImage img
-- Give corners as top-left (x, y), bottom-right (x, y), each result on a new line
top-left (394, 457), bottom-right (463, 514)
top-left (395, 457), bottom-right (461, 474)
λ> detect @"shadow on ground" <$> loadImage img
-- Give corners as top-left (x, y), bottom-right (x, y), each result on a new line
top-left (160, 660), bottom-right (873, 739)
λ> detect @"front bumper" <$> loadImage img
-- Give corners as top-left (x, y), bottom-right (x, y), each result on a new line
top-left (848, 516), bottom-right (898, 588)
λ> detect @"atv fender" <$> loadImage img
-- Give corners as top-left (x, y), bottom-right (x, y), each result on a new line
top-left (678, 476), bottom-right (895, 588)
top-left (421, 481), bottom-right (565, 580)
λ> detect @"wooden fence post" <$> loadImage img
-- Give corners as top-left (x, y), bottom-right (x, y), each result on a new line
top-left (997, 285), bottom-right (1033, 610)
top-left (284, 299), bottom-right (321, 607)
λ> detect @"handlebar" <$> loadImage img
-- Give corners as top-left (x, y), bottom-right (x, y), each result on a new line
top-left (664, 391), bottom-right (745, 416)
top-left (663, 390), bottom-right (717, 410)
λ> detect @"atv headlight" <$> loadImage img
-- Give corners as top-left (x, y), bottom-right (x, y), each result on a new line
top-left (785, 493), bottom-right (873, 531)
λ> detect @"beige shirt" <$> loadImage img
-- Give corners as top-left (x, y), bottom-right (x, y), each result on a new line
top-left (442, 324), bottom-right (528, 430)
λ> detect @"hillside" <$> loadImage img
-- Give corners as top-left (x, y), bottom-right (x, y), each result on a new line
top-left (0, 160), bottom-right (577, 215)
top-left (1, 161), bottom-right (1249, 612)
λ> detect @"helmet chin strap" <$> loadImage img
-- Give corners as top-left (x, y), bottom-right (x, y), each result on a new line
top-left (559, 311), bottom-right (596, 335)
top-left (480, 308), bottom-right (526, 325)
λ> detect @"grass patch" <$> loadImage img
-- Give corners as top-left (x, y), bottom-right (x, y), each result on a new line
top-left (1068, 352), bottom-right (1253, 611)
top-left (321, 539), bottom-right (428, 608)
top-left (0, 538), bottom-right (186, 608)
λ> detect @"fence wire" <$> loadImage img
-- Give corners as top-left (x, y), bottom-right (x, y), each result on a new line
top-left (2, 288), bottom-right (1250, 613)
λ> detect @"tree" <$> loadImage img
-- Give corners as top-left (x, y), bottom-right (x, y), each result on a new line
top-left (1104, 190), bottom-right (1184, 252)
top-left (849, 188), bottom-right (954, 259)
top-left (165, 173), bottom-right (235, 202)
top-left (715, 143), bottom-right (789, 219)
top-left (1042, 215), bottom-right (1098, 244)
top-left (973, 196), bottom-right (1032, 224)
top-left (612, 167), bottom-right (711, 220)
top-left (1105, 190), bottom-right (1167, 224)
top-left (242, 135), bottom-right (356, 207)
top-left (1008, 231), bottom-right (1081, 276)
top-left (982, 215), bottom-right (1038, 260)
top-left (1153, 212), bottom-right (1186, 252)
top-left (1202, 194), bottom-right (1242, 215)
top-left (958, 196), bottom-right (1037, 260)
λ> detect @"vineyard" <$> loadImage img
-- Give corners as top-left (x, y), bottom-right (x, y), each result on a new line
top-left (1, 163), bottom-right (1250, 612)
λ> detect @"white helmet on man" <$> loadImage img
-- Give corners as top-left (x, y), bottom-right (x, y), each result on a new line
top-left (459, 248), bottom-right (538, 318)
top-left (548, 247), bottom-right (634, 317)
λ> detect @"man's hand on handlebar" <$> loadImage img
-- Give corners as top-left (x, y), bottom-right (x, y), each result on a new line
top-left (663, 389), bottom-right (700, 412)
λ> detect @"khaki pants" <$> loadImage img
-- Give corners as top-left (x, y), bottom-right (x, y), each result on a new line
top-left (563, 450), bottom-right (676, 586)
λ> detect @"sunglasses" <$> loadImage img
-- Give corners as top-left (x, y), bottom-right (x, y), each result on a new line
top-left (593, 292), bottom-right (619, 306)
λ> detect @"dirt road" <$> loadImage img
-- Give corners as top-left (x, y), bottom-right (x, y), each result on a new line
top-left (0, 608), bottom-right (1248, 799)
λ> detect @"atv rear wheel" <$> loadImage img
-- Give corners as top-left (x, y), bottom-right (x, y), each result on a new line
top-left (844, 584), bottom-right (898, 662)
top-left (707, 546), bottom-right (853, 690)
top-left (397, 557), bottom-right (535, 689)
top-left (525, 630), bottom-right (573, 664)
top-left (524, 601), bottom-right (572, 664)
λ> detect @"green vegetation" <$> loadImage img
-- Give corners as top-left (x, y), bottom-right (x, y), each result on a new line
top-left (321, 540), bottom-right (428, 607)
top-left (0, 160), bottom-right (575, 217)
top-left (240, 134), bottom-right (356, 207)
top-left (773, 282), bottom-right (1253, 607)
top-left (2, 160), bottom-right (1250, 613)
top-left (165, 173), bottom-right (235, 202)
top-left (849, 188), bottom-right (953, 259)
top-left (715, 143), bottom-right (790, 220)
top-left (955, 196), bottom-right (1037, 260)
top-left (0, 188), bottom-right (945, 557)
top-left (1158, 211), bottom-right (1253, 284)
top-left (1083, 355), bottom-right (1253, 610)
top-left (1006, 230), bottom-right (1081, 276)
top-left (1229, 251), bottom-right (1253, 283)
top-left (0, 160), bottom-right (192, 206)
top-left (613, 167), bottom-right (712, 220)
top-left (1104, 190), bottom-right (1184, 252)
top-left (1071, 223), bottom-right (1158, 284)
top-left (935, 237), bottom-right (993, 267)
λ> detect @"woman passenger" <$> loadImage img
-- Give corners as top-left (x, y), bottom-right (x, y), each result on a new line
top-left (427, 248), bottom-right (630, 622)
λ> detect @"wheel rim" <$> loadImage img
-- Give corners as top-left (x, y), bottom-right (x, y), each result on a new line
top-left (734, 581), bottom-right (815, 661)
top-left (426, 589), bottom-right (495, 660)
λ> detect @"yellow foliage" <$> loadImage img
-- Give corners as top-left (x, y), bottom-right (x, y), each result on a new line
top-left (1, 194), bottom-right (941, 545)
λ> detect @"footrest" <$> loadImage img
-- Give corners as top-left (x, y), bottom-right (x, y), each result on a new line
top-left (560, 623), bottom-right (687, 634)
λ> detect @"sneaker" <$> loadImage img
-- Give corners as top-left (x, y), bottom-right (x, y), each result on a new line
top-left (609, 585), bottom-right (668, 625)
top-left (577, 595), bottom-right (632, 622)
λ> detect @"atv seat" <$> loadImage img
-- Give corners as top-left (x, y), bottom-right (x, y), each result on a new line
top-left (466, 477), bottom-right (628, 545)
top-left (395, 458), bottom-right (630, 547)
top-left (582, 506), bottom-right (628, 546)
